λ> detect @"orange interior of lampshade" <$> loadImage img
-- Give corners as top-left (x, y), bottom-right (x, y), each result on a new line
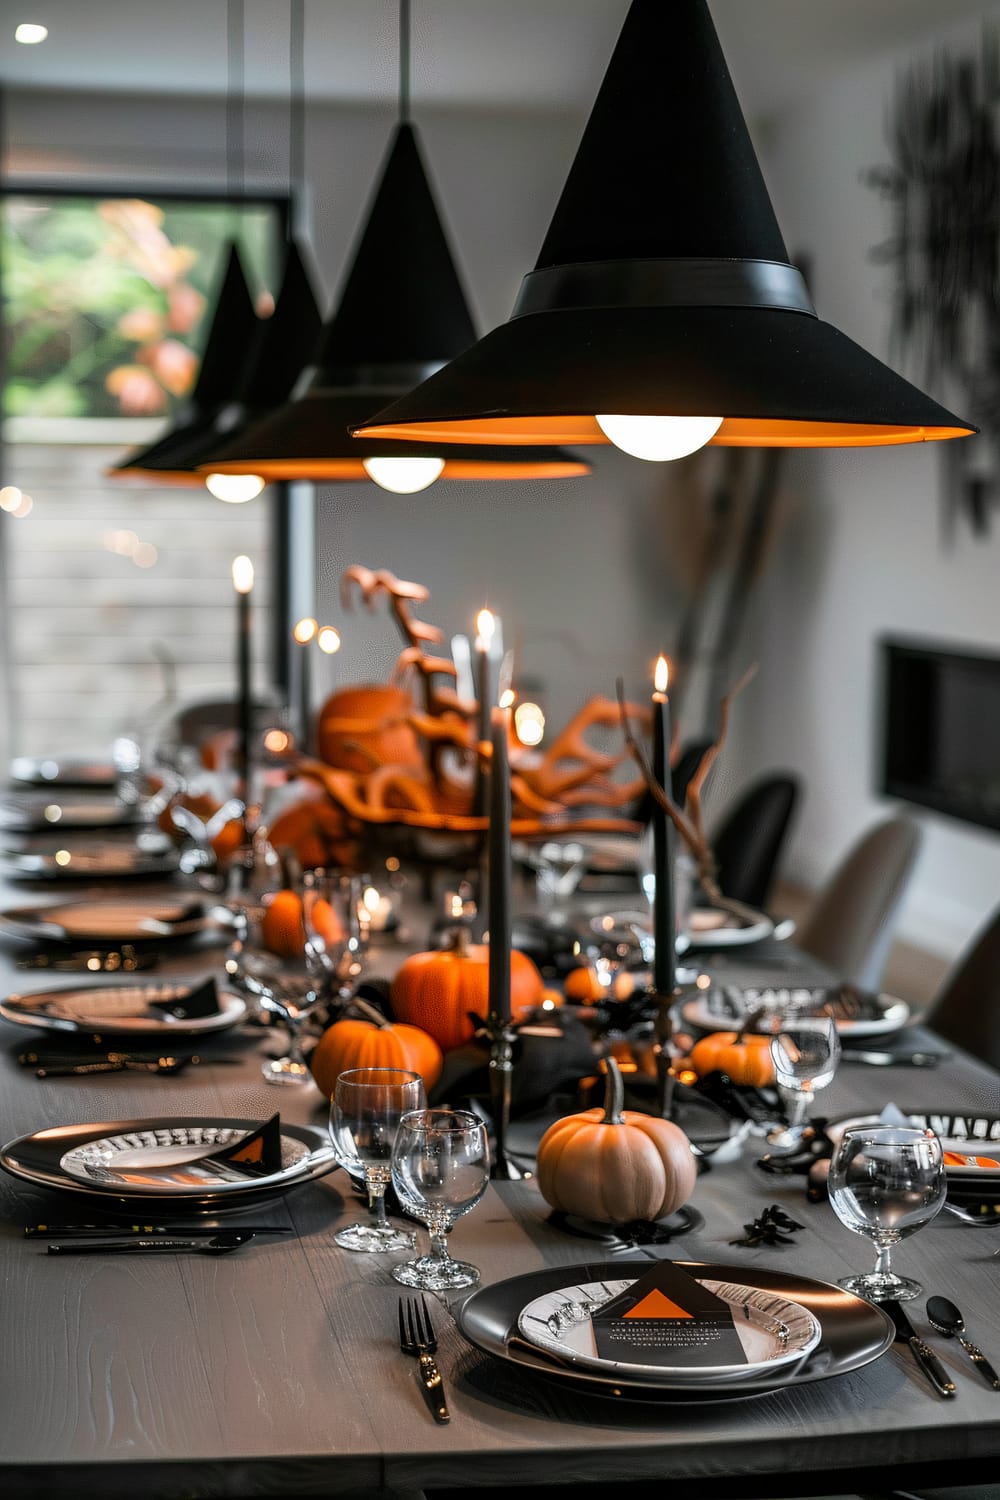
top-left (197, 456), bottom-right (590, 480)
top-left (353, 415), bottom-right (976, 447)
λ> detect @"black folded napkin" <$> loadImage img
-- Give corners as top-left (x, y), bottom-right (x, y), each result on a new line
top-left (150, 977), bottom-right (220, 1020)
top-left (198, 1113), bottom-right (284, 1178)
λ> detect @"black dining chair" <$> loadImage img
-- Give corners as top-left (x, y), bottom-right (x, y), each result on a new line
top-left (796, 815), bottom-right (922, 992)
top-left (921, 905), bottom-right (1000, 1071)
top-left (709, 772), bottom-right (800, 911)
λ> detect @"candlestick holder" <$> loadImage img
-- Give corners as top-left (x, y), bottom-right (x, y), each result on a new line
top-left (485, 1011), bottom-right (526, 1181)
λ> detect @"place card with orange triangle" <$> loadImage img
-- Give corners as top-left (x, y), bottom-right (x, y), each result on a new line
top-left (592, 1260), bottom-right (748, 1369)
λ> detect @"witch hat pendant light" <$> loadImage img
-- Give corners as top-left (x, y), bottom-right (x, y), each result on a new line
top-left (354, 0), bottom-right (975, 461)
top-left (111, 244), bottom-right (260, 485)
top-left (201, 5), bottom-right (588, 491)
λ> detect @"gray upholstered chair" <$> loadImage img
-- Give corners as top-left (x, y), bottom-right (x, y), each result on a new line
top-left (796, 815), bottom-right (922, 991)
top-left (921, 905), bottom-right (1000, 1071)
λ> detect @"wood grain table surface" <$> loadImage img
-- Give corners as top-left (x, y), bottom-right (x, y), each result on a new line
top-left (0, 878), bottom-right (997, 1498)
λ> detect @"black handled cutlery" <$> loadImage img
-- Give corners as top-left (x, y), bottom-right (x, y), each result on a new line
top-left (925, 1296), bottom-right (1000, 1391)
top-left (47, 1231), bottom-right (255, 1256)
top-left (884, 1300), bottom-right (956, 1397)
top-left (27, 1222), bottom-right (293, 1238)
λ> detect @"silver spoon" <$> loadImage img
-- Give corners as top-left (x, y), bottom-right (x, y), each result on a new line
top-left (925, 1296), bottom-right (1000, 1391)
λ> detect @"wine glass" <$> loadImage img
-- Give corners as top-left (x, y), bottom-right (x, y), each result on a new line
top-left (329, 1068), bottom-right (426, 1252)
top-left (827, 1125), bottom-right (947, 1301)
top-left (301, 869), bottom-right (369, 1004)
top-left (766, 1015), bottom-right (841, 1151)
top-left (390, 1109), bottom-right (490, 1290)
top-left (259, 869), bottom-right (357, 1085)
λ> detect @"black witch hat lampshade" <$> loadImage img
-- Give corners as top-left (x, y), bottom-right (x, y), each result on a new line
top-left (200, 122), bottom-right (589, 491)
top-left (111, 244), bottom-right (262, 485)
top-left (352, 0), bottom-right (975, 463)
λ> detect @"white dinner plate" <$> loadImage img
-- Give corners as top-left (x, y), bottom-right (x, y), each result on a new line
top-left (0, 795), bottom-right (146, 832)
top-left (0, 981), bottom-right (247, 1037)
top-left (677, 905), bottom-right (774, 951)
top-left (0, 1116), bottom-right (338, 1210)
top-left (1, 835), bottom-right (179, 880)
top-left (826, 1111), bottom-right (1000, 1180)
top-left (0, 896), bottom-right (218, 945)
top-left (516, 1276), bottom-right (821, 1384)
top-left (9, 755), bottom-right (118, 790)
top-left (679, 987), bottom-right (910, 1038)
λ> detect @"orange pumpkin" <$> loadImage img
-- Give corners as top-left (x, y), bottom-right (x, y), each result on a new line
top-left (267, 789), bottom-right (359, 871)
top-left (536, 1057), bottom-right (697, 1224)
top-left (563, 965), bottom-right (635, 1002)
top-left (260, 888), bottom-right (345, 959)
top-left (309, 1013), bottom-right (442, 1097)
top-left (317, 684), bottom-right (423, 774)
top-left (390, 929), bottom-right (545, 1052)
top-left (686, 1030), bottom-right (776, 1087)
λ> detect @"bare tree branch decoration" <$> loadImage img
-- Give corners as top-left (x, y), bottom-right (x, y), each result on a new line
top-left (616, 664), bottom-right (758, 909)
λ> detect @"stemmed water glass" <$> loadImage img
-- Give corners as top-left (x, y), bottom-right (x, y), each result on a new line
top-left (827, 1125), bottom-right (947, 1301)
top-left (766, 1015), bottom-right (841, 1151)
top-left (260, 869), bottom-right (360, 1085)
top-left (329, 1068), bottom-right (426, 1252)
top-left (390, 1109), bottom-right (490, 1289)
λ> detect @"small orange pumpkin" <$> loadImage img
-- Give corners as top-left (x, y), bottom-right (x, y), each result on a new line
top-left (563, 965), bottom-right (634, 1003)
top-left (267, 789), bottom-right (359, 871)
top-left (390, 928), bottom-right (545, 1052)
top-left (536, 1057), bottom-right (697, 1224)
top-left (309, 1007), bottom-right (443, 1097)
top-left (686, 1030), bottom-right (776, 1088)
top-left (259, 888), bottom-right (344, 959)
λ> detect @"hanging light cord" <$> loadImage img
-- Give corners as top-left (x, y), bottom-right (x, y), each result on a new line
top-left (227, 0), bottom-right (245, 203)
top-left (399, 0), bottom-right (411, 124)
top-left (289, 0), bottom-right (305, 236)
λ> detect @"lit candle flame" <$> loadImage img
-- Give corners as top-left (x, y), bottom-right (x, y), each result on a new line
top-left (293, 616), bottom-right (318, 645)
top-left (498, 688), bottom-right (515, 710)
top-left (654, 654), bottom-right (669, 695)
top-left (317, 626), bottom-right (341, 655)
top-left (476, 608), bottom-right (496, 645)
top-left (232, 555), bottom-right (254, 594)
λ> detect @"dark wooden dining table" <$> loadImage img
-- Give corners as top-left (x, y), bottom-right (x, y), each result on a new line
top-left (0, 877), bottom-right (997, 1500)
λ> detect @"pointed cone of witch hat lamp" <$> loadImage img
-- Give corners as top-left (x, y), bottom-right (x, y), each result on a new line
top-left (352, 0), bottom-right (975, 461)
top-left (200, 1), bottom-right (589, 492)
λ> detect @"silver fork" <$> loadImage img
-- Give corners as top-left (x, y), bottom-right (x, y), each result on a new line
top-left (398, 1294), bottom-right (450, 1423)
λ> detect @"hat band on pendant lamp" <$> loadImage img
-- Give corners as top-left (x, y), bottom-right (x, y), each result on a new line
top-left (512, 257), bottom-right (816, 319)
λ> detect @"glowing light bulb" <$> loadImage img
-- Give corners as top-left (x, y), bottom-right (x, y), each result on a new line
top-left (293, 617), bottom-right (318, 645)
top-left (317, 626), bottom-right (341, 655)
top-left (514, 701), bottom-right (545, 747)
top-left (362, 456), bottom-right (445, 493)
top-left (205, 473), bottom-right (265, 502)
top-left (595, 414), bottom-right (723, 462)
top-left (15, 23), bottom-right (48, 43)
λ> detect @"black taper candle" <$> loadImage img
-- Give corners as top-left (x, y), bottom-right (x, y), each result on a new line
top-left (651, 658), bottom-right (675, 995)
top-left (232, 556), bottom-right (254, 805)
top-left (487, 701), bottom-right (512, 1023)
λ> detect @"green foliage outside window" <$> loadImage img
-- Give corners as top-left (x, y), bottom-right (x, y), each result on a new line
top-left (2, 195), bottom-right (278, 420)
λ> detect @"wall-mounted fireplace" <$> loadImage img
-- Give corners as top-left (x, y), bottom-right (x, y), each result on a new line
top-left (879, 637), bottom-right (1000, 834)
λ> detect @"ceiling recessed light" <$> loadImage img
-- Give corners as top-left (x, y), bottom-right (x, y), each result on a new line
top-left (14, 22), bottom-right (48, 44)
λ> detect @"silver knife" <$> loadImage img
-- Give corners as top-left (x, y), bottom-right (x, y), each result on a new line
top-left (840, 1049), bottom-right (940, 1067)
top-left (884, 1300), bottom-right (956, 1397)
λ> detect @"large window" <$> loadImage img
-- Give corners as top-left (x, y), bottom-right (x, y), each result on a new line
top-left (1, 192), bottom-right (286, 763)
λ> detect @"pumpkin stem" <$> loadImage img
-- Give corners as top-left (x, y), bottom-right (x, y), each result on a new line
top-left (346, 993), bottom-right (390, 1028)
top-left (599, 1055), bottom-right (626, 1124)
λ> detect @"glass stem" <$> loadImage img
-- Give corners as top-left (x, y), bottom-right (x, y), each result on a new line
top-left (872, 1241), bottom-right (893, 1281)
top-left (366, 1166), bottom-right (390, 1228)
top-left (787, 1089), bottom-right (811, 1129)
top-left (429, 1227), bottom-right (450, 1262)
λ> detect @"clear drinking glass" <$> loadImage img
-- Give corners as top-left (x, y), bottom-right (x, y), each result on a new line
top-left (329, 1068), bottom-right (426, 1252)
top-left (390, 1108), bottom-right (490, 1290)
top-left (766, 1015), bottom-right (841, 1151)
top-left (827, 1125), bottom-right (946, 1301)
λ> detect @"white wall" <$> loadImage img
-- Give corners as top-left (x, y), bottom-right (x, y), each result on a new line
top-left (8, 16), bottom-right (1000, 963)
top-left (734, 10), bottom-right (1000, 959)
